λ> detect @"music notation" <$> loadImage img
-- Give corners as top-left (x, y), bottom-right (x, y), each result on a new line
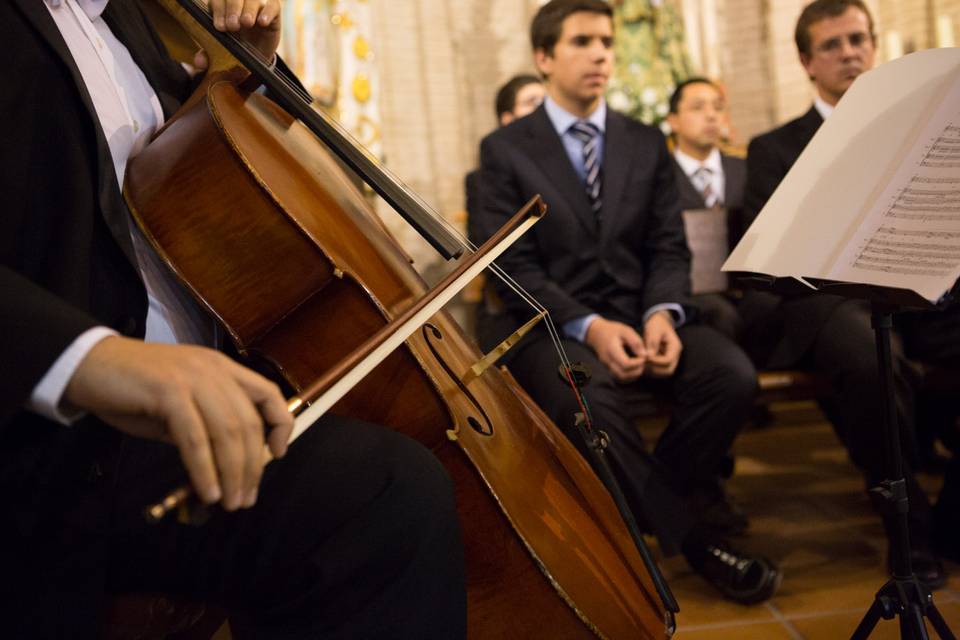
top-left (852, 226), bottom-right (960, 277)
top-left (920, 128), bottom-right (960, 167)
top-left (725, 49), bottom-right (960, 304)
top-left (847, 110), bottom-right (960, 282)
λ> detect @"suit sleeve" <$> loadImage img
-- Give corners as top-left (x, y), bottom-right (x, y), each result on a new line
top-left (0, 268), bottom-right (99, 424)
top-left (477, 135), bottom-right (596, 325)
top-left (639, 135), bottom-right (691, 313)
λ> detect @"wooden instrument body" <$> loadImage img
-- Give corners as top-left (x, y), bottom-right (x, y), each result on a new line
top-left (125, 77), bottom-right (670, 639)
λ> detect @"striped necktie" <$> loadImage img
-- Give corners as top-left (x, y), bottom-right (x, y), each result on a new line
top-left (569, 121), bottom-right (602, 215)
top-left (693, 166), bottom-right (719, 207)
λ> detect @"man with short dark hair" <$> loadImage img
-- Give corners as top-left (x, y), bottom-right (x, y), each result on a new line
top-left (466, 75), bottom-right (545, 349)
top-left (740, 0), bottom-right (959, 586)
top-left (495, 74), bottom-right (546, 127)
top-left (466, 74), bottom-right (545, 247)
top-left (473, 0), bottom-right (781, 605)
top-left (667, 77), bottom-right (745, 341)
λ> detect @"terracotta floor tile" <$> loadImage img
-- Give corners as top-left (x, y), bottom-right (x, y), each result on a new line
top-left (931, 599), bottom-right (960, 634)
top-left (789, 610), bottom-right (903, 639)
top-left (668, 570), bottom-right (777, 627)
top-left (946, 561), bottom-right (960, 592)
top-left (659, 403), bottom-right (959, 639)
top-left (675, 620), bottom-right (795, 639)
top-left (785, 599), bottom-right (960, 639)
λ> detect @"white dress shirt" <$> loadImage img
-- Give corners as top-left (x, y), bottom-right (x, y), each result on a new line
top-left (30, 0), bottom-right (214, 423)
top-left (814, 95), bottom-right (835, 121)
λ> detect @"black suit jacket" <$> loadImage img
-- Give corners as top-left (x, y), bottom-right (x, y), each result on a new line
top-left (464, 168), bottom-right (482, 246)
top-left (1, 0), bottom-right (192, 420)
top-left (671, 152), bottom-right (746, 252)
top-left (475, 105), bottom-right (689, 340)
top-left (741, 107), bottom-right (822, 231)
top-left (1, 1), bottom-right (193, 630)
top-left (738, 106), bottom-right (846, 368)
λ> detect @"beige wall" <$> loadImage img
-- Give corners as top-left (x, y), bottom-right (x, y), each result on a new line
top-left (369, 0), bottom-right (541, 267)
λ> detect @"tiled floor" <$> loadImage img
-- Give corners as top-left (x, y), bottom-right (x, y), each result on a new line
top-left (645, 402), bottom-right (960, 639)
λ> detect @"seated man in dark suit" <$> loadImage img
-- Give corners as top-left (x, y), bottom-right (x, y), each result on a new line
top-left (466, 74), bottom-right (545, 251)
top-left (741, 0), bottom-right (960, 586)
top-left (466, 75), bottom-right (545, 349)
top-left (667, 77), bottom-right (746, 342)
top-left (473, 0), bottom-right (781, 604)
top-left (2, 0), bottom-right (465, 636)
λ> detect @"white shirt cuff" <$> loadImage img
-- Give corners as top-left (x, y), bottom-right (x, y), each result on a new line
top-left (27, 326), bottom-right (119, 425)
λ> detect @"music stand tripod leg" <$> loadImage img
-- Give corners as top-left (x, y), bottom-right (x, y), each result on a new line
top-left (849, 307), bottom-right (955, 640)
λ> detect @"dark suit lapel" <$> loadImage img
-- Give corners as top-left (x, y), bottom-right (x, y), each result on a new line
top-left (12, 0), bottom-right (100, 124)
top-left (598, 111), bottom-right (634, 232)
top-left (524, 107), bottom-right (599, 235)
top-left (12, 0), bottom-right (140, 269)
top-left (795, 106), bottom-right (824, 148)
top-left (673, 157), bottom-right (706, 209)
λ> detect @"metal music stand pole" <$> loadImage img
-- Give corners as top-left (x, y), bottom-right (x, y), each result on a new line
top-left (849, 303), bottom-right (955, 640)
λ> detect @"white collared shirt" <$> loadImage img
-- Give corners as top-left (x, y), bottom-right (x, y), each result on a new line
top-left (543, 96), bottom-right (607, 183)
top-left (813, 95), bottom-right (835, 121)
top-left (674, 147), bottom-right (725, 207)
top-left (30, 0), bottom-right (214, 423)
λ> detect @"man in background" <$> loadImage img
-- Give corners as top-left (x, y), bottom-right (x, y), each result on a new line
top-left (741, 0), bottom-right (960, 586)
top-left (466, 74), bottom-right (545, 245)
top-left (667, 77), bottom-right (745, 342)
top-left (473, 0), bottom-right (780, 604)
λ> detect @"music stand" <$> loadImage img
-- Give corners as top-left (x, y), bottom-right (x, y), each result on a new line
top-left (732, 274), bottom-right (957, 640)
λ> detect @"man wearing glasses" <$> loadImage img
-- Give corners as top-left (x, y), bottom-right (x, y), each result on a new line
top-left (736, 0), bottom-right (960, 589)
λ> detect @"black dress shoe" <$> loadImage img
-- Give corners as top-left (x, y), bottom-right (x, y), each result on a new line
top-left (688, 542), bottom-right (782, 604)
top-left (887, 547), bottom-right (948, 590)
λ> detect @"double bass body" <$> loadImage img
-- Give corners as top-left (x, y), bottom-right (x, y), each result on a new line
top-left (125, 74), bottom-right (671, 639)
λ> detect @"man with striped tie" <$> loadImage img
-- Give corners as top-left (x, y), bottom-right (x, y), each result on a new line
top-left (474, 0), bottom-right (780, 604)
top-left (667, 77), bottom-right (747, 342)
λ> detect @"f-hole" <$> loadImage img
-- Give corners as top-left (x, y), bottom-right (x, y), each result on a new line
top-left (422, 324), bottom-right (494, 436)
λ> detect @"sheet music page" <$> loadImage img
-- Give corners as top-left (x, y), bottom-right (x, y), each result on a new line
top-left (724, 48), bottom-right (960, 302)
top-left (829, 78), bottom-right (960, 301)
top-left (682, 208), bottom-right (730, 294)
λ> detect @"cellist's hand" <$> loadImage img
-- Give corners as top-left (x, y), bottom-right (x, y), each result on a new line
top-left (207, 0), bottom-right (283, 62)
top-left (63, 336), bottom-right (294, 511)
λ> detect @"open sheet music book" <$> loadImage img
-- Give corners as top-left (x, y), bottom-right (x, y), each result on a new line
top-left (723, 48), bottom-right (960, 305)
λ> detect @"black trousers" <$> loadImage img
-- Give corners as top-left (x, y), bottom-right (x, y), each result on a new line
top-left (502, 323), bottom-right (757, 555)
top-left (4, 415), bottom-right (466, 639)
top-left (762, 298), bottom-right (960, 548)
top-left (806, 300), bottom-right (934, 543)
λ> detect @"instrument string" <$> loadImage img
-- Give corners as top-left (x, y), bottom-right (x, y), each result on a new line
top-left (187, 0), bottom-right (594, 429)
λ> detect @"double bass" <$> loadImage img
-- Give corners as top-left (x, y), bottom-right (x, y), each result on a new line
top-left (128, 1), bottom-right (676, 637)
